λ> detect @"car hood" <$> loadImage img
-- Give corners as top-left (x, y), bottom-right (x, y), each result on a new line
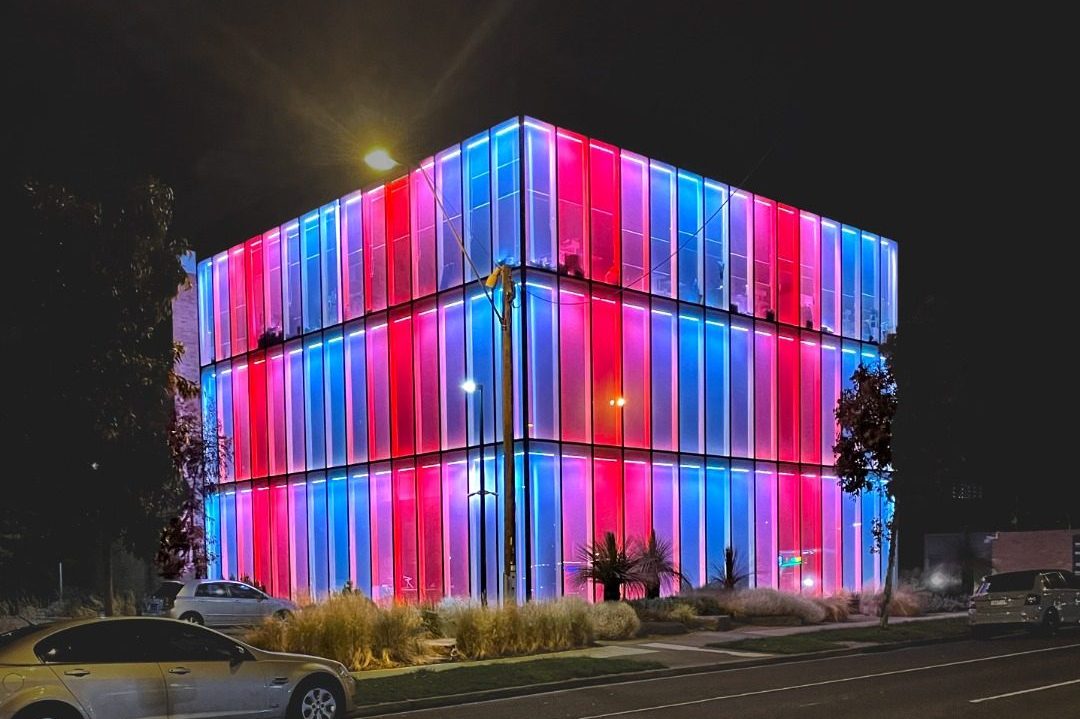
top-left (249, 646), bottom-right (345, 669)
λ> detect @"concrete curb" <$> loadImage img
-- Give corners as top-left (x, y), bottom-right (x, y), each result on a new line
top-left (349, 632), bottom-right (970, 717)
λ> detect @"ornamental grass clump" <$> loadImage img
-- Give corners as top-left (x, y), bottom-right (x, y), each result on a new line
top-left (726, 588), bottom-right (827, 624)
top-left (589, 601), bottom-right (641, 640)
top-left (447, 598), bottom-right (594, 660)
top-left (243, 592), bottom-right (433, 671)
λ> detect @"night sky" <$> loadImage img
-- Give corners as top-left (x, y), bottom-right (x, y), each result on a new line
top-left (6, 2), bottom-right (1071, 526)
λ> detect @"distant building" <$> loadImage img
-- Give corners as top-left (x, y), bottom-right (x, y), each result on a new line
top-left (191, 117), bottom-right (899, 602)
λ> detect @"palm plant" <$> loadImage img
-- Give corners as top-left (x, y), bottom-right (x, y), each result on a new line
top-left (634, 530), bottom-right (686, 599)
top-left (710, 546), bottom-right (750, 590)
top-left (573, 531), bottom-right (639, 601)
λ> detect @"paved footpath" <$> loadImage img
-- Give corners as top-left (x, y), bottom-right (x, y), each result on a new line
top-left (357, 628), bottom-right (1080, 718)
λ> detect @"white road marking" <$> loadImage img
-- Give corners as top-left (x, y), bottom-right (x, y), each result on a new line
top-left (576, 643), bottom-right (1080, 719)
top-left (640, 642), bottom-right (770, 658)
top-left (969, 678), bottom-right (1080, 703)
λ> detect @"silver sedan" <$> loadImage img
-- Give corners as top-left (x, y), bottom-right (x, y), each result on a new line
top-left (0, 617), bottom-right (358, 719)
top-left (143, 580), bottom-right (298, 628)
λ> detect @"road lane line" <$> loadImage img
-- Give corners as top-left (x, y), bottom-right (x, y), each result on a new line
top-left (640, 642), bottom-right (771, 658)
top-left (576, 643), bottom-right (1080, 719)
top-left (969, 678), bottom-right (1080, 703)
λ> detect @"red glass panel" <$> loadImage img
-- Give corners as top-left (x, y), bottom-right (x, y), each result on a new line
top-left (249, 351), bottom-right (268, 478)
top-left (269, 479), bottom-right (289, 598)
top-left (393, 460), bottom-right (418, 602)
top-left (556, 129), bottom-right (588, 277)
top-left (591, 287), bottom-right (622, 446)
top-left (799, 332), bottom-right (821, 464)
top-left (800, 471), bottom-right (822, 595)
top-left (411, 161), bottom-right (437, 298)
top-left (266, 350), bottom-right (287, 476)
top-left (621, 296), bottom-right (650, 448)
top-left (753, 196), bottom-right (776, 319)
top-left (559, 279), bottom-right (591, 443)
top-left (417, 457), bottom-right (443, 602)
top-left (232, 358), bottom-right (251, 481)
top-left (593, 449), bottom-right (623, 542)
top-left (389, 308), bottom-right (415, 457)
top-left (252, 480), bottom-right (271, 592)
top-left (229, 246), bottom-right (248, 354)
top-left (589, 140), bottom-right (620, 284)
top-left (246, 236), bottom-right (265, 346)
top-left (387, 175), bottom-right (411, 306)
top-left (414, 299), bottom-right (440, 454)
top-left (777, 204), bottom-right (799, 326)
top-left (777, 467), bottom-right (800, 593)
top-left (363, 187), bottom-right (387, 312)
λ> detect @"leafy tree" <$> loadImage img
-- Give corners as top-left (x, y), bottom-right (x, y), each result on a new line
top-left (834, 334), bottom-right (899, 628)
top-left (574, 532), bottom-right (639, 601)
top-left (3, 179), bottom-right (191, 611)
top-left (635, 530), bottom-right (686, 599)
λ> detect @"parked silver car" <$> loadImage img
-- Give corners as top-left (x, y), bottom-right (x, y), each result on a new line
top-left (143, 580), bottom-right (297, 627)
top-left (0, 616), bottom-right (357, 719)
top-left (969, 568), bottom-right (1080, 636)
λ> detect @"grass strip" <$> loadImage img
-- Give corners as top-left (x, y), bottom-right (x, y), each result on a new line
top-left (355, 656), bottom-right (665, 706)
top-left (708, 617), bottom-right (969, 654)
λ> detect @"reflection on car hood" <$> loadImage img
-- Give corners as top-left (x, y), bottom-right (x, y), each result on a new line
top-left (252, 647), bottom-right (342, 668)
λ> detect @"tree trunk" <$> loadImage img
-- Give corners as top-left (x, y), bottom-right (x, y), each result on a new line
top-left (102, 534), bottom-right (115, 617)
top-left (879, 500), bottom-right (899, 629)
top-left (603, 581), bottom-right (621, 602)
top-left (646, 582), bottom-right (660, 599)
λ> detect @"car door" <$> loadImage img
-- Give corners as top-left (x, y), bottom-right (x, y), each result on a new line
top-left (153, 620), bottom-right (272, 718)
top-left (228, 582), bottom-right (268, 625)
top-left (1062, 572), bottom-right (1080, 623)
top-left (36, 620), bottom-right (169, 719)
top-left (194, 581), bottom-right (237, 625)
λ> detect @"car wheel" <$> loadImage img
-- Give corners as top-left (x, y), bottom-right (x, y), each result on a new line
top-left (14, 701), bottom-right (83, 719)
top-left (288, 675), bottom-right (344, 719)
top-left (179, 611), bottom-right (204, 625)
top-left (274, 609), bottom-right (293, 621)
top-left (1041, 608), bottom-right (1061, 636)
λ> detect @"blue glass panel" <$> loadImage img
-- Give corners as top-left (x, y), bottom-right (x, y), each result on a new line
top-left (300, 212), bottom-right (321, 333)
top-left (840, 225), bottom-right (860, 338)
top-left (324, 329), bottom-right (346, 468)
top-left (465, 286), bottom-right (496, 445)
top-left (704, 180), bottom-right (729, 309)
top-left (679, 461), bottom-right (704, 588)
top-left (201, 367), bottom-right (219, 478)
top-left (861, 231), bottom-right (879, 342)
top-left (205, 491), bottom-right (221, 579)
top-left (705, 311), bottom-right (730, 456)
top-left (678, 307), bottom-right (703, 453)
top-left (652, 457), bottom-right (678, 595)
top-left (197, 259), bottom-right (215, 365)
top-left (283, 221), bottom-right (303, 338)
top-left (470, 448), bottom-right (501, 601)
top-left (217, 363), bottom-right (234, 481)
top-left (348, 468), bottom-right (372, 596)
top-left (288, 478), bottom-right (309, 599)
top-left (842, 340), bottom-right (860, 391)
top-left (677, 171), bottom-right (703, 303)
top-left (307, 473), bottom-right (329, 601)
top-left (862, 483), bottom-right (880, 590)
top-left (328, 470), bottom-right (349, 594)
top-left (730, 462), bottom-right (754, 583)
top-left (463, 132), bottom-right (493, 281)
top-left (436, 146), bottom-right (464, 291)
top-left (492, 118), bottom-right (521, 267)
top-left (304, 335), bottom-right (326, 470)
top-left (880, 238), bottom-right (898, 337)
top-left (841, 491), bottom-right (860, 591)
top-left (649, 162), bottom-right (676, 297)
top-left (320, 202), bottom-right (341, 327)
top-left (524, 118), bottom-right (556, 269)
top-left (705, 461), bottom-right (730, 582)
top-left (528, 445), bottom-right (560, 599)
top-left (525, 277), bottom-right (558, 439)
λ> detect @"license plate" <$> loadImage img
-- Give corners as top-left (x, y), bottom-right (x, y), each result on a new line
top-left (990, 599), bottom-right (1007, 606)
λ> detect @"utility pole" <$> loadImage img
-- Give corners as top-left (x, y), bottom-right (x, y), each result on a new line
top-left (498, 266), bottom-right (516, 603)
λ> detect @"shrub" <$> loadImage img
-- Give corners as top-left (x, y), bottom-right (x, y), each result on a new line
top-left (243, 592), bottom-right (433, 671)
top-left (726, 588), bottom-right (826, 624)
top-left (813, 593), bottom-right (852, 623)
top-left (447, 598), bottom-right (594, 660)
top-left (589, 602), bottom-right (641, 640)
top-left (668, 603), bottom-right (697, 625)
top-left (859, 585), bottom-right (926, 617)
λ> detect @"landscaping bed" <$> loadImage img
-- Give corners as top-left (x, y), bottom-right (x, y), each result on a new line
top-left (706, 617), bottom-right (970, 654)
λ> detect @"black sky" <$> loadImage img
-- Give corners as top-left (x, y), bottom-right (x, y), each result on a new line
top-left (5, 1), bottom-right (1073, 520)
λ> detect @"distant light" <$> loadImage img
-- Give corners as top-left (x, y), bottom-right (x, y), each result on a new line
top-left (461, 379), bottom-right (478, 394)
top-left (802, 577), bottom-right (815, 588)
top-left (364, 148), bottom-right (398, 171)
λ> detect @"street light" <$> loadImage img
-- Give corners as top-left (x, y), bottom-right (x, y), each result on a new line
top-left (608, 397), bottom-right (626, 407)
top-left (462, 379), bottom-right (495, 606)
top-left (369, 147), bottom-right (517, 604)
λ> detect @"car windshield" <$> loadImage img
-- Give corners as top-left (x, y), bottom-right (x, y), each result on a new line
top-left (983, 572), bottom-right (1038, 593)
top-left (0, 624), bottom-right (48, 649)
top-left (152, 582), bottom-right (184, 600)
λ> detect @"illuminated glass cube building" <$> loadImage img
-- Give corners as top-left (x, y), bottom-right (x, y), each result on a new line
top-left (196, 116), bottom-right (898, 603)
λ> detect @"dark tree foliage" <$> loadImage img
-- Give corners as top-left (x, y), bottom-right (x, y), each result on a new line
top-left (2, 179), bottom-right (191, 605)
top-left (834, 333), bottom-right (899, 627)
top-left (573, 532), bottom-right (639, 602)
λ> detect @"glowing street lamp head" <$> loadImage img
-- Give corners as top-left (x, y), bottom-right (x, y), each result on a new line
top-left (609, 396), bottom-right (627, 407)
top-left (364, 148), bottom-right (398, 172)
top-left (461, 379), bottom-right (478, 394)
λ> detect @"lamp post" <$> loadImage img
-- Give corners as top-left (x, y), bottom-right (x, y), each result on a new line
top-left (462, 379), bottom-right (495, 606)
top-left (367, 149), bottom-right (516, 604)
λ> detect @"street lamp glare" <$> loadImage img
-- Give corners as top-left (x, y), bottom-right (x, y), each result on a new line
top-left (461, 379), bottom-right (478, 394)
top-left (364, 148), bottom-right (398, 171)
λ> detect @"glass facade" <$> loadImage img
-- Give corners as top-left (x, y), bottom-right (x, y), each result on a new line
top-left (199, 117), bottom-right (897, 602)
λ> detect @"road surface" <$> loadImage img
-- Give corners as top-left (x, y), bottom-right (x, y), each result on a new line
top-left (360, 629), bottom-right (1080, 718)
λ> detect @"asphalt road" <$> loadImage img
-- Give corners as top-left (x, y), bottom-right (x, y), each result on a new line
top-left (362, 630), bottom-right (1080, 719)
